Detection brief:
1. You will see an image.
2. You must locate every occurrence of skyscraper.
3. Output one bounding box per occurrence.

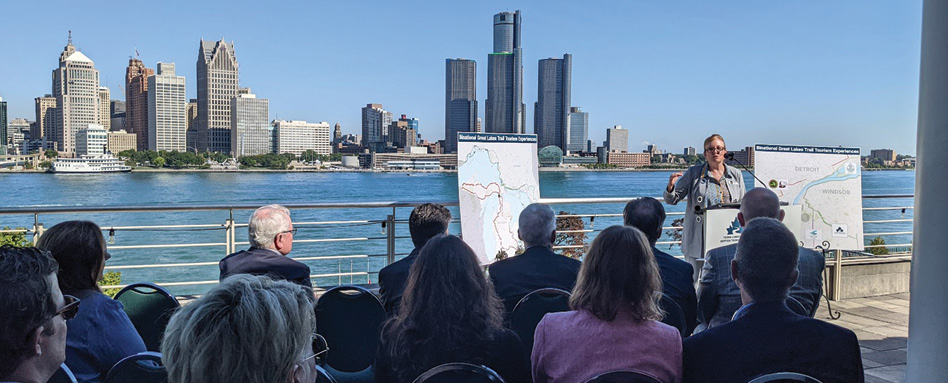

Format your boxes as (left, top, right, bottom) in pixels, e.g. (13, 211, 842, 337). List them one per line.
(186, 99, 197, 151)
(98, 87, 110, 131)
(273, 120, 331, 157)
(0, 98, 7, 150)
(197, 39, 239, 153)
(231, 91, 270, 157)
(125, 58, 154, 151)
(361, 103, 392, 152)
(535, 54, 572, 151)
(110, 100, 126, 132)
(147, 62, 187, 152)
(52, 32, 100, 156)
(445, 58, 477, 153)
(567, 106, 588, 154)
(34, 95, 57, 142)
(333, 123, 342, 142)
(486, 10, 524, 134)
(606, 125, 628, 153)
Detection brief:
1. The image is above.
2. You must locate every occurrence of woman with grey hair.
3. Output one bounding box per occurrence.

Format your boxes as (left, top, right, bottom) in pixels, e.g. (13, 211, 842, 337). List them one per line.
(162, 275, 319, 383)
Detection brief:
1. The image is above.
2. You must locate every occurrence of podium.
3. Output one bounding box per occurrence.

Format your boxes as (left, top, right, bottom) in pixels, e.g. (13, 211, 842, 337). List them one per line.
(701, 203, 804, 257)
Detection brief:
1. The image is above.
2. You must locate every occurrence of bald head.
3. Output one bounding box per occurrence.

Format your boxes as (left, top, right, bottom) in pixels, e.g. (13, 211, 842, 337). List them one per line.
(740, 188, 783, 222)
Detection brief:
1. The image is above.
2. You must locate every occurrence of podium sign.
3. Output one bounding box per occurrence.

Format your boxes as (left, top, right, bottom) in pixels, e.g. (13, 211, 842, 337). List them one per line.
(703, 205, 804, 255)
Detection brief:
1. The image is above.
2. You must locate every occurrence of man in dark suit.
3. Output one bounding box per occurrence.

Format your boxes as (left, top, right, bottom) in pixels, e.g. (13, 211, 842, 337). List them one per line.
(219, 204, 312, 289)
(489, 203, 582, 313)
(697, 188, 825, 331)
(378, 203, 451, 314)
(683, 217, 863, 383)
(623, 197, 697, 335)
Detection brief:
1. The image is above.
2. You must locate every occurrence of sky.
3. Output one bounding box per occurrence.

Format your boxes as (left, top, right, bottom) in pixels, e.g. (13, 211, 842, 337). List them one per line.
(0, 0, 923, 155)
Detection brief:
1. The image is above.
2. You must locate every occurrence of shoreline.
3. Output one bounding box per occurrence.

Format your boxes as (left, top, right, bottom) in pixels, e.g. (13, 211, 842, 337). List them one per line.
(0, 166, 915, 174)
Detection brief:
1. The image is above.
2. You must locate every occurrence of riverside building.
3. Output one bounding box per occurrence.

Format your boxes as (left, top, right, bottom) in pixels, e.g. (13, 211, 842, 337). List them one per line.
(98, 87, 110, 131)
(606, 125, 629, 153)
(147, 62, 187, 152)
(362, 103, 393, 152)
(107, 130, 137, 154)
(125, 58, 154, 151)
(445, 58, 477, 153)
(231, 90, 270, 157)
(567, 107, 588, 154)
(535, 54, 572, 152)
(33, 95, 57, 142)
(273, 120, 331, 157)
(486, 10, 524, 134)
(197, 39, 239, 154)
(76, 124, 108, 156)
(52, 32, 101, 157)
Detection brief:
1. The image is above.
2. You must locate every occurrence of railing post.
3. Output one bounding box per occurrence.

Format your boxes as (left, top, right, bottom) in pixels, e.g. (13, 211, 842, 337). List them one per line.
(831, 249, 842, 301)
(225, 218, 235, 255)
(386, 213, 396, 266)
(32, 223, 44, 246)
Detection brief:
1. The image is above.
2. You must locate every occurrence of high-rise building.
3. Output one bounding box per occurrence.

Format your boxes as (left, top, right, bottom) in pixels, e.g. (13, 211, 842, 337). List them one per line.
(76, 124, 108, 156)
(34, 95, 57, 142)
(361, 103, 392, 152)
(684, 146, 696, 156)
(186, 99, 198, 151)
(445, 58, 477, 153)
(52, 32, 100, 156)
(567, 107, 588, 154)
(110, 100, 126, 132)
(147, 62, 187, 152)
(391, 114, 419, 149)
(486, 10, 524, 134)
(196, 39, 239, 153)
(8, 118, 31, 145)
(231, 91, 270, 157)
(107, 129, 137, 154)
(333, 123, 342, 142)
(98, 87, 110, 131)
(0, 98, 7, 148)
(125, 58, 154, 151)
(606, 125, 628, 153)
(273, 120, 331, 157)
(535, 54, 572, 151)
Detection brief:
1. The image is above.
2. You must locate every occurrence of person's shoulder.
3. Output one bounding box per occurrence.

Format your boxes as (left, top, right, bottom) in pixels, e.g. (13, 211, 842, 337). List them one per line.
(708, 244, 737, 259)
(798, 247, 824, 261)
(654, 248, 692, 272)
(380, 254, 414, 276)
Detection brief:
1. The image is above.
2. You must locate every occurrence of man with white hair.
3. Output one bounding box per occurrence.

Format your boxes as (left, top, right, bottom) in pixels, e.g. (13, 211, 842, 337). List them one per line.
(488, 203, 582, 313)
(219, 204, 312, 288)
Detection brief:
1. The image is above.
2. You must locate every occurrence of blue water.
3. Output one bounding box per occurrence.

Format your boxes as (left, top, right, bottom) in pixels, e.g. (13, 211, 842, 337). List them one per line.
(0, 170, 915, 294)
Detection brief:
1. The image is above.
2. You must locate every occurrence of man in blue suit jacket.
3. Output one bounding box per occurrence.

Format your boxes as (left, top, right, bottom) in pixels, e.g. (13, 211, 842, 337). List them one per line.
(489, 203, 582, 313)
(219, 204, 312, 289)
(683, 217, 863, 383)
(623, 197, 697, 335)
(697, 188, 825, 331)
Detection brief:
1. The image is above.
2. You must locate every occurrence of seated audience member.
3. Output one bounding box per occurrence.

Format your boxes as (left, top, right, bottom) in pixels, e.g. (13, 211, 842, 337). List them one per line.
(375, 235, 530, 383)
(220, 204, 313, 288)
(532, 226, 682, 383)
(378, 203, 451, 314)
(624, 197, 698, 335)
(0, 245, 71, 383)
(489, 203, 582, 312)
(162, 274, 319, 383)
(696, 188, 825, 331)
(37, 221, 146, 383)
(683, 218, 863, 383)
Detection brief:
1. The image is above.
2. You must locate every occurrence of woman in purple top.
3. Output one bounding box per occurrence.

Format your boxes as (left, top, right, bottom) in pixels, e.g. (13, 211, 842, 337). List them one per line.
(532, 225, 683, 383)
(37, 221, 146, 383)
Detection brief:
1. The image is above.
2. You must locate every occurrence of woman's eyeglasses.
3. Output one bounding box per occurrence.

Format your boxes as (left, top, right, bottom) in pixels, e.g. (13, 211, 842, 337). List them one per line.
(56, 295, 81, 321)
(704, 146, 726, 153)
(300, 333, 329, 364)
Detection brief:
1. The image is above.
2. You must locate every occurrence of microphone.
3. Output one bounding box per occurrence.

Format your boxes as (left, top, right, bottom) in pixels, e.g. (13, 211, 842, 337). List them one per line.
(724, 152, 767, 187)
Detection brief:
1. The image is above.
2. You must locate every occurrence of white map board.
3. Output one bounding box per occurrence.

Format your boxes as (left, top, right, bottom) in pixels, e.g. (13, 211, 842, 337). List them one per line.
(754, 144, 863, 250)
(457, 133, 540, 265)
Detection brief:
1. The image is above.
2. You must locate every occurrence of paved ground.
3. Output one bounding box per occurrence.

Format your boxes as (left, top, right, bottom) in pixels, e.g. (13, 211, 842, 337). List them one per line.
(816, 293, 909, 383)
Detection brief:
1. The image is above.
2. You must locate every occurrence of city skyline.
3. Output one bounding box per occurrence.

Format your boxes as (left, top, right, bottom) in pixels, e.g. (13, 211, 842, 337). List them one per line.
(0, 1, 923, 155)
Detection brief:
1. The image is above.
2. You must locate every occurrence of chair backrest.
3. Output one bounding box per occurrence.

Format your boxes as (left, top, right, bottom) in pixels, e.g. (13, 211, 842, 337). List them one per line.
(315, 365, 338, 383)
(510, 288, 571, 359)
(412, 363, 506, 383)
(658, 293, 687, 336)
(48, 363, 78, 383)
(747, 372, 824, 383)
(785, 297, 809, 317)
(315, 285, 386, 373)
(103, 351, 167, 383)
(585, 370, 663, 383)
(113, 283, 180, 351)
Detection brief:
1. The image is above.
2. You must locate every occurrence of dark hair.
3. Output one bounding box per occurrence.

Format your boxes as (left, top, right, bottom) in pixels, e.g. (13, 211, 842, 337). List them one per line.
(735, 217, 799, 302)
(36, 221, 107, 295)
(408, 203, 452, 248)
(623, 197, 666, 245)
(0, 245, 60, 378)
(570, 226, 663, 322)
(381, 235, 504, 382)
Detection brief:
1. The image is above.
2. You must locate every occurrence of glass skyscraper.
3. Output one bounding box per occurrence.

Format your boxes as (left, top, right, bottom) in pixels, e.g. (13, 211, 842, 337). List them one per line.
(567, 106, 588, 154)
(535, 54, 572, 152)
(486, 10, 524, 134)
(445, 58, 476, 153)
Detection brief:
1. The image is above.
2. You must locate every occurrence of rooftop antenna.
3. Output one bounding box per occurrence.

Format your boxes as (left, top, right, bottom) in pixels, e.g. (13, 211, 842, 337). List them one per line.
(68, 30, 72, 45)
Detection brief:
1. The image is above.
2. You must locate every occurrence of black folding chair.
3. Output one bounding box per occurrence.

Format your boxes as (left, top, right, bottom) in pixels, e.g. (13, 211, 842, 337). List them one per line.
(315, 285, 386, 383)
(747, 372, 824, 383)
(113, 283, 180, 351)
(412, 363, 506, 383)
(658, 293, 687, 336)
(585, 369, 663, 383)
(47, 363, 78, 383)
(103, 351, 166, 383)
(509, 288, 571, 358)
(785, 296, 809, 317)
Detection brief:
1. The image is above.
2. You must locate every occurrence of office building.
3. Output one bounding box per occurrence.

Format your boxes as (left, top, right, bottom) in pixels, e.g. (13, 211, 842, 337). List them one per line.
(107, 129, 137, 154)
(607, 152, 651, 168)
(197, 39, 239, 153)
(727, 146, 755, 168)
(52, 33, 100, 156)
(186, 99, 197, 151)
(361, 103, 392, 152)
(606, 125, 628, 153)
(147, 62, 187, 152)
(535, 54, 572, 151)
(486, 10, 524, 134)
(391, 114, 419, 149)
(98, 87, 110, 131)
(34, 95, 57, 142)
(231, 91, 270, 157)
(273, 120, 331, 157)
(870, 149, 897, 163)
(0, 98, 6, 148)
(125, 58, 154, 151)
(567, 107, 588, 154)
(333, 123, 342, 142)
(76, 124, 108, 156)
(445, 58, 477, 153)
(110, 100, 126, 132)
(684, 146, 696, 156)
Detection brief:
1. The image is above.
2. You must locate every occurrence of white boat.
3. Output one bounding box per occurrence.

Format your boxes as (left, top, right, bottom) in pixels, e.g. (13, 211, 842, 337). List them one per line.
(50, 154, 132, 173)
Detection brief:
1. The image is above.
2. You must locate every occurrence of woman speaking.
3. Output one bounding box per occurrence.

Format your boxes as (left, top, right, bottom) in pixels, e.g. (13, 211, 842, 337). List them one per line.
(664, 134, 745, 282)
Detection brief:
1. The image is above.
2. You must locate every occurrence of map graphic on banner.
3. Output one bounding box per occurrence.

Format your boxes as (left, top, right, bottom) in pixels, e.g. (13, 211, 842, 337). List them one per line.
(754, 144, 864, 250)
(457, 133, 540, 264)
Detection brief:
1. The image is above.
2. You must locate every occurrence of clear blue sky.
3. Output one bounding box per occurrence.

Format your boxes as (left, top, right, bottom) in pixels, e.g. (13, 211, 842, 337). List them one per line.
(0, 0, 922, 155)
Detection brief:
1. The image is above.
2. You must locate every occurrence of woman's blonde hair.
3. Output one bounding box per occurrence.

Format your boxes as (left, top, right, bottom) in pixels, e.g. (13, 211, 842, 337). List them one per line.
(703, 134, 726, 151)
(570, 225, 664, 322)
(162, 275, 316, 383)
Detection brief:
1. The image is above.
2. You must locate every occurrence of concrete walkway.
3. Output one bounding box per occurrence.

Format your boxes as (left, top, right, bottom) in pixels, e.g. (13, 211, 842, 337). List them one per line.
(817, 293, 909, 383)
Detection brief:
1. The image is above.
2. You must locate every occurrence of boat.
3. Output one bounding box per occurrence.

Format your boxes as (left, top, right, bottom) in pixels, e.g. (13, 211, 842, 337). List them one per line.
(49, 154, 132, 173)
